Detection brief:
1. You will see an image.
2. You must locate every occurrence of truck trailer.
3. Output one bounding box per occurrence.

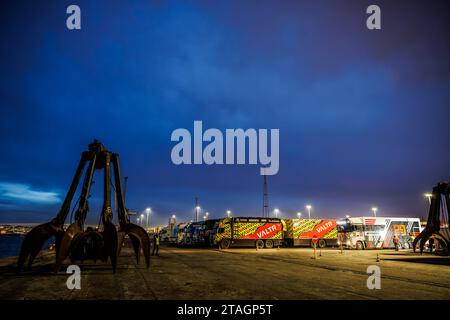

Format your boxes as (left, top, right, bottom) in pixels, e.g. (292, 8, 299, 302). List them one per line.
(213, 217, 284, 249)
(284, 218, 338, 248)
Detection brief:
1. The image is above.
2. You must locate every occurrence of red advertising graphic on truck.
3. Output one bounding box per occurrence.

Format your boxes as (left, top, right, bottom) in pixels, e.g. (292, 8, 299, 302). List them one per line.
(284, 219, 338, 247)
(243, 223, 283, 239)
(296, 220, 336, 239)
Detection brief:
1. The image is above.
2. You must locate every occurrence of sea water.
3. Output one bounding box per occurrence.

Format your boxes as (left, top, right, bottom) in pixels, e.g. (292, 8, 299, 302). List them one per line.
(0, 235, 54, 259)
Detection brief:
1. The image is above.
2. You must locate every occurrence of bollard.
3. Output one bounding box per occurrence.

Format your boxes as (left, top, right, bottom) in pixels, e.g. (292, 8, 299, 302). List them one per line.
(319, 247, 322, 257)
(313, 244, 317, 259)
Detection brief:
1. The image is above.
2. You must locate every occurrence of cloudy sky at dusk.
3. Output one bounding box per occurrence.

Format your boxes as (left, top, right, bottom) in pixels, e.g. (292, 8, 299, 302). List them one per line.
(0, 0, 449, 225)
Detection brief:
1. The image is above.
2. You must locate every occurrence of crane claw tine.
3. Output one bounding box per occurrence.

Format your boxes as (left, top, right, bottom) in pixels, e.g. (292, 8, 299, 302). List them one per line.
(17, 221, 60, 272)
(419, 234, 430, 255)
(413, 233, 423, 253)
(103, 221, 118, 273)
(117, 231, 126, 256)
(54, 222, 83, 273)
(122, 223, 151, 268)
(129, 234, 141, 264)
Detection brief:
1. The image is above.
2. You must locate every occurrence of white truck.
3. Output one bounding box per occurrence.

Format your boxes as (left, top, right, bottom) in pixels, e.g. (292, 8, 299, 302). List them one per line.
(337, 216, 422, 250)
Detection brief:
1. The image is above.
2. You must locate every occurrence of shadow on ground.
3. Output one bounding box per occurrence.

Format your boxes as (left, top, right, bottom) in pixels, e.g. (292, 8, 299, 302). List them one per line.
(0, 260, 141, 277)
(381, 257, 450, 266)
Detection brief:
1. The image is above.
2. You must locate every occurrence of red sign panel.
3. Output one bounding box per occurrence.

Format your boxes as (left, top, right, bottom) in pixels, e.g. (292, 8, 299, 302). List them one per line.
(243, 223, 282, 239)
(297, 220, 336, 239)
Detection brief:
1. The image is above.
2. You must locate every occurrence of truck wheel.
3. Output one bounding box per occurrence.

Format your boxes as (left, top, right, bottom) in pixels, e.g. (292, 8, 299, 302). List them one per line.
(318, 239, 326, 248)
(256, 239, 265, 249)
(220, 239, 230, 249)
(265, 239, 274, 248)
(356, 241, 364, 250)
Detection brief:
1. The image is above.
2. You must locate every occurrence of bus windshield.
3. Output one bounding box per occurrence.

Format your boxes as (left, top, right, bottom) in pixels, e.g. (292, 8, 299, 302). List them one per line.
(337, 223, 365, 232)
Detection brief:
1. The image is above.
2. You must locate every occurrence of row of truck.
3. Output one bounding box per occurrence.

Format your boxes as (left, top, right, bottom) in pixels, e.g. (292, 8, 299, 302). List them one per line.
(159, 216, 422, 250)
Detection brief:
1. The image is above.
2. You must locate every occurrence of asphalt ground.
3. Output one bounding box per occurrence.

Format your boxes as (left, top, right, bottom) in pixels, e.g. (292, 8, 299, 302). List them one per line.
(0, 244, 449, 300)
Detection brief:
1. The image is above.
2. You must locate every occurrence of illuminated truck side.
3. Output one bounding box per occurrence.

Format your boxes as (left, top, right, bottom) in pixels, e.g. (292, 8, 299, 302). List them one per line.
(337, 216, 422, 250)
(177, 221, 205, 246)
(213, 217, 284, 249)
(284, 219, 338, 248)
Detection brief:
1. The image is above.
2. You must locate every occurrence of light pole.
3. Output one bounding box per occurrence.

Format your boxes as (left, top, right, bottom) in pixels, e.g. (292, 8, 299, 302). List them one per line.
(195, 206, 201, 222)
(297, 212, 302, 219)
(424, 193, 432, 205)
(306, 205, 312, 219)
(146, 208, 151, 228)
(371, 207, 378, 217)
(140, 214, 144, 227)
(226, 210, 231, 218)
(274, 208, 279, 218)
(137, 217, 140, 224)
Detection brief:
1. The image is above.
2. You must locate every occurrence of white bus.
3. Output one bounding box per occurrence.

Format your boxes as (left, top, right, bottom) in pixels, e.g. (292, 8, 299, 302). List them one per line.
(337, 216, 422, 250)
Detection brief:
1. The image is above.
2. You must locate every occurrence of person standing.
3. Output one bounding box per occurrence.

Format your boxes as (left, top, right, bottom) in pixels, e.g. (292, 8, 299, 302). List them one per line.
(152, 232, 160, 256)
(409, 232, 416, 249)
(393, 235, 399, 251)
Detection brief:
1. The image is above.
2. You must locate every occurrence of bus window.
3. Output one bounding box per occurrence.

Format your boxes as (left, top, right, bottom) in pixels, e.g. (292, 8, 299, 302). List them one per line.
(337, 224, 351, 232)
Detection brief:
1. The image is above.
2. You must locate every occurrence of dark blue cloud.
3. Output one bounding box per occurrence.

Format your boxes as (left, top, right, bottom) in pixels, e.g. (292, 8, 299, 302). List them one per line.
(0, 0, 449, 225)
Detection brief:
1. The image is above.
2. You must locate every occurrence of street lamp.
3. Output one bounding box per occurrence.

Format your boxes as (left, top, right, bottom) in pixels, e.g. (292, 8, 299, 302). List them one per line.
(172, 214, 176, 219)
(226, 210, 231, 218)
(137, 217, 140, 224)
(146, 208, 151, 228)
(203, 215, 207, 221)
(274, 208, 279, 218)
(140, 214, 144, 226)
(424, 193, 432, 205)
(371, 207, 378, 217)
(306, 205, 312, 219)
(297, 212, 302, 218)
(345, 214, 350, 219)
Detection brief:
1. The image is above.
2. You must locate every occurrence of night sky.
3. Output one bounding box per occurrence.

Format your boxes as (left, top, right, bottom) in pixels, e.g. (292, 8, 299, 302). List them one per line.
(0, 1, 449, 226)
